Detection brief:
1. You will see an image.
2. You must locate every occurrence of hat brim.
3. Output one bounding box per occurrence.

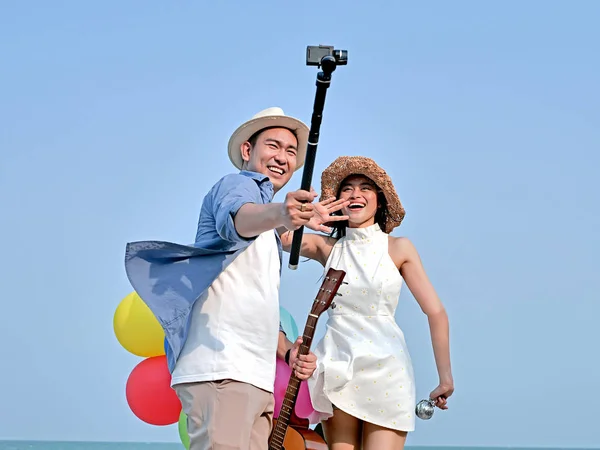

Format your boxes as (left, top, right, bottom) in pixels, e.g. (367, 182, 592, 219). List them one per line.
(227, 115, 309, 171)
(319, 156, 405, 233)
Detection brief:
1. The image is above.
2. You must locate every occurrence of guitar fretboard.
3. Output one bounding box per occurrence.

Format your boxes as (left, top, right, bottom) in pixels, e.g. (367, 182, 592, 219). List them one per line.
(268, 314, 318, 450)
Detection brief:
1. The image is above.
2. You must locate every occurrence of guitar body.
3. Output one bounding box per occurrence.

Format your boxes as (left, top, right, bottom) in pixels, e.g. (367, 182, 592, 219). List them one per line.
(293, 427, 328, 450)
(271, 416, 327, 450)
(271, 419, 305, 450)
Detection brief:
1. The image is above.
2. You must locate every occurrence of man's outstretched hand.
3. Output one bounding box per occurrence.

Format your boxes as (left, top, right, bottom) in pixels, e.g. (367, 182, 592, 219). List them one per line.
(306, 196, 349, 233)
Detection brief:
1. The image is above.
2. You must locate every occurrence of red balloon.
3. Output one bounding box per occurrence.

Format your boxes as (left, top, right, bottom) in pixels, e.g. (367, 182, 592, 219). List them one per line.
(125, 355, 181, 426)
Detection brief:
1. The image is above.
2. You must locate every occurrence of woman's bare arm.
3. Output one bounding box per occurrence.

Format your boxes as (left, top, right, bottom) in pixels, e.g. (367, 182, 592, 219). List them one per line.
(277, 228, 336, 266)
(390, 237, 454, 391)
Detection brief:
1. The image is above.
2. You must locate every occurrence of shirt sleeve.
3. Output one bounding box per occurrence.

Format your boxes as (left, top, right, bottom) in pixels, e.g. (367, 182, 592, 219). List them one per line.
(211, 174, 263, 243)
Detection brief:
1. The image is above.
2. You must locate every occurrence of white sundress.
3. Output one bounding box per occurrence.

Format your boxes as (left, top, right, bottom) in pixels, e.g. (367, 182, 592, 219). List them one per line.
(307, 223, 417, 432)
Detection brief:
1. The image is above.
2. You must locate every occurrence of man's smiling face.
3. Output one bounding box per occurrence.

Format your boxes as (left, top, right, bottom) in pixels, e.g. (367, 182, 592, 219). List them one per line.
(240, 127, 298, 192)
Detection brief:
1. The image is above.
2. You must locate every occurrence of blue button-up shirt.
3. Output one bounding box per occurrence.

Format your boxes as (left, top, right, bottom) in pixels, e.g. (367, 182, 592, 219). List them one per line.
(124, 170, 284, 372)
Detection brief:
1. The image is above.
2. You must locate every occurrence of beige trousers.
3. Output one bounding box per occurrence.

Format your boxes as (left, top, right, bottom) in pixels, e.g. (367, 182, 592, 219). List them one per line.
(174, 379, 275, 450)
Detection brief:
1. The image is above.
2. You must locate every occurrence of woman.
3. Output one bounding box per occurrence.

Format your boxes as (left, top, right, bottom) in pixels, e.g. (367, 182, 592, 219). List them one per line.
(279, 156, 454, 450)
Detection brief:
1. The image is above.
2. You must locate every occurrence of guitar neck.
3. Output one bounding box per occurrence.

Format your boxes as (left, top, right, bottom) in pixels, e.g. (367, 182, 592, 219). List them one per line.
(269, 267, 346, 450)
(268, 314, 319, 450)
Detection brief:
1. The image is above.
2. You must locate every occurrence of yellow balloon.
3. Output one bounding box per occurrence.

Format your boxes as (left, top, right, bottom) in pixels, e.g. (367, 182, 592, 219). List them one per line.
(113, 291, 165, 357)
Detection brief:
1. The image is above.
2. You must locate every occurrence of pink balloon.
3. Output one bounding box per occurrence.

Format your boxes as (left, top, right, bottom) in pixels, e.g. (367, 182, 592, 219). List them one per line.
(294, 380, 315, 419)
(273, 359, 290, 418)
(273, 358, 315, 419)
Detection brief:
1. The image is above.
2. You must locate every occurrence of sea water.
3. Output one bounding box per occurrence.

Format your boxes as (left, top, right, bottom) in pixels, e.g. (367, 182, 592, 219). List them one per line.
(0, 441, 595, 450)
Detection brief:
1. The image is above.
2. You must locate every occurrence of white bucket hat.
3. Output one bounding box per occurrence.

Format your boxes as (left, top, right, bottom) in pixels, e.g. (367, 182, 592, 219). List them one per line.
(227, 107, 309, 171)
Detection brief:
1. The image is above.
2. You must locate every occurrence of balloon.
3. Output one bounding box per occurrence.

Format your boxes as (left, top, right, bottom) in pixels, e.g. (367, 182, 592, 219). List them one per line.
(125, 355, 181, 426)
(273, 358, 314, 419)
(178, 410, 190, 449)
(294, 380, 315, 419)
(114, 291, 165, 357)
(279, 306, 299, 340)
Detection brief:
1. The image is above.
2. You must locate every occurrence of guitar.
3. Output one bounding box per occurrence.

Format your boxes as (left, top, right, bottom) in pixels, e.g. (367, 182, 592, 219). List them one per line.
(268, 267, 347, 450)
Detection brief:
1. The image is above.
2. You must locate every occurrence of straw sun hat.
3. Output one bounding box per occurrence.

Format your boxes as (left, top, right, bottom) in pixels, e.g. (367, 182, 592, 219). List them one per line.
(320, 156, 405, 233)
(227, 107, 309, 171)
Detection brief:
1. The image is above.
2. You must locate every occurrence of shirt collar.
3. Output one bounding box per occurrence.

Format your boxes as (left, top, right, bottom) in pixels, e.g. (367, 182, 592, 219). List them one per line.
(239, 170, 271, 183)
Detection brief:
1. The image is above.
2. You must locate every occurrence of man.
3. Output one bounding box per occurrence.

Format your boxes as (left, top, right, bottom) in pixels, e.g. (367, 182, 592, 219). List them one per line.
(124, 107, 327, 450)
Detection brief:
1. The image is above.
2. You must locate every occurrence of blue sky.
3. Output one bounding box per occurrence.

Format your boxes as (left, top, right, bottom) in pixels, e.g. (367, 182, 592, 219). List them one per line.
(1, 0, 599, 448)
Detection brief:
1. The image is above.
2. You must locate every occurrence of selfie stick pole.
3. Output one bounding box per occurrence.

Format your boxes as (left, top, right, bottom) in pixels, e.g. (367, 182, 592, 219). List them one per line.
(288, 55, 339, 270)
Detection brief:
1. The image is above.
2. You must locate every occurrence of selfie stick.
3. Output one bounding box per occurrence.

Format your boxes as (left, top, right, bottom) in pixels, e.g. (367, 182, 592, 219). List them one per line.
(289, 46, 347, 270)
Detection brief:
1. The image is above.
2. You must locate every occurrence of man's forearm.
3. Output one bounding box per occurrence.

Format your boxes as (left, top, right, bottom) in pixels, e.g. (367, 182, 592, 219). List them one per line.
(234, 203, 284, 238)
(277, 331, 293, 360)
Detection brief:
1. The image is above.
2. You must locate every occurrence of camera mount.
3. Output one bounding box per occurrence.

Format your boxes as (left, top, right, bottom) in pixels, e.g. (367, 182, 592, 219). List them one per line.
(288, 45, 348, 270)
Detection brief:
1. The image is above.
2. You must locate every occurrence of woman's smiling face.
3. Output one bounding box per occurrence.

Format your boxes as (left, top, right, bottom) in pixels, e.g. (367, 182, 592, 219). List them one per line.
(338, 175, 379, 228)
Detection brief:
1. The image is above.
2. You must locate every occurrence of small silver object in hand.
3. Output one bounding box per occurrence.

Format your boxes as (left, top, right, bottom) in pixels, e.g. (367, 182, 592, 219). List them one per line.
(415, 398, 436, 420)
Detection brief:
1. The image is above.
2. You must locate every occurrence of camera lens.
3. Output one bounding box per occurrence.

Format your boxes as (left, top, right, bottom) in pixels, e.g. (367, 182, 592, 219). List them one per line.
(333, 50, 348, 65)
